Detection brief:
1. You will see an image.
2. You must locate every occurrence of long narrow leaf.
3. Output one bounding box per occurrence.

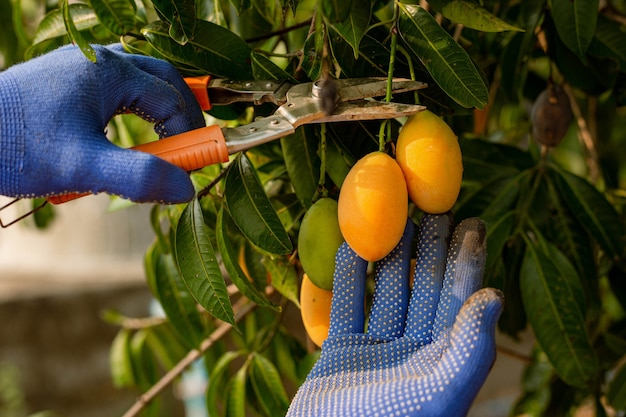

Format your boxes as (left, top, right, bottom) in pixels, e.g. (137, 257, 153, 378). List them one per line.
(329, 0, 372, 58)
(151, 0, 196, 44)
(549, 165, 623, 259)
(224, 154, 293, 255)
(175, 198, 236, 327)
(110, 328, 136, 388)
(62, 0, 96, 62)
(142, 20, 253, 78)
(89, 0, 136, 36)
(154, 253, 205, 348)
(216, 206, 279, 310)
(551, 0, 598, 63)
(226, 364, 248, 417)
(249, 353, 290, 416)
(429, 0, 523, 32)
(521, 238, 598, 388)
(281, 126, 320, 208)
(398, 4, 488, 108)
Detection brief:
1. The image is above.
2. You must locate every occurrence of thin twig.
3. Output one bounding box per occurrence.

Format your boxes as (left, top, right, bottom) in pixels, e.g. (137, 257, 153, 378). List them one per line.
(122, 298, 256, 417)
(496, 345, 533, 364)
(245, 18, 312, 43)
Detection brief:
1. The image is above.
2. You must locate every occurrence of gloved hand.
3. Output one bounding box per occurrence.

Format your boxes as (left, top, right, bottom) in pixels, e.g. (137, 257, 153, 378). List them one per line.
(0, 44, 205, 203)
(288, 213, 504, 417)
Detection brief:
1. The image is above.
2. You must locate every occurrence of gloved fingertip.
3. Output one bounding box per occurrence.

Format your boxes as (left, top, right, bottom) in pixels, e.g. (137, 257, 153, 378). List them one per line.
(454, 287, 504, 334)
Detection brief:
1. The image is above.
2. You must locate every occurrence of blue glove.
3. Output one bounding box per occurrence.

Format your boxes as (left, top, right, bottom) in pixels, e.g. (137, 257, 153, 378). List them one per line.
(288, 213, 504, 417)
(0, 44, 205, 203)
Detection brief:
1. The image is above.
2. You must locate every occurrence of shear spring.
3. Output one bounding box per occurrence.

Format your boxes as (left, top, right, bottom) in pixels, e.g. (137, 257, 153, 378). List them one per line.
(0, 198, 49, 228)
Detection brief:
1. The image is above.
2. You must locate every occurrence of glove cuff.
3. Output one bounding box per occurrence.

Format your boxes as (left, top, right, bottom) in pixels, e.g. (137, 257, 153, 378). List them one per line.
(0, 71, 25, 197)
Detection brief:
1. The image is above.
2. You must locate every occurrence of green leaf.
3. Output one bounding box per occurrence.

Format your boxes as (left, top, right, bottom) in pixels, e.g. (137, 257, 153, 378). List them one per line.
(589, 14, 626, 71)
(251, 50, 296, 81)
(226, 363, 248, 417)
(175, 197, 236, 327)
(129, 330, 159, 391)
(429, 0, 523, 32)
(483, 210, 515, 279)
(324, 133, 355, 188)
(62, 0, 97, 62)
(498, 0, 545, 101)
(249, 353, 290, 416)
(142, 20, 253, 78)
(151, 0, 195, 44)
(551, 0, 598, 63)
(328, 0, 372, 58)
(207, 351, 244, 417)
(263, 256, 300, 307)
(216, 205, 279, 310)
(329, 27, 391, 77)
(520, 238, 598, 388)
(281, 126, 320, 208)
(109, 328, 135, 388)
(224, 154, 293, 254)
(321, 0, 352, 23)
(549, 165, 623, 259)
(89, 0, 136, 36)
(398, 4, 488, 108)
(608, 360, 626, 411)
(144, 323, 188, 370)
(153, 252, 206, 348)
(31, 4, 99, 45)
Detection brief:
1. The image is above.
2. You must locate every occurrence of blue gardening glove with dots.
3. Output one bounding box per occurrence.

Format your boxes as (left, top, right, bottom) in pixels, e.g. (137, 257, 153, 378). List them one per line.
(288, 213, 504, 417)
(0, 44, 205, 203)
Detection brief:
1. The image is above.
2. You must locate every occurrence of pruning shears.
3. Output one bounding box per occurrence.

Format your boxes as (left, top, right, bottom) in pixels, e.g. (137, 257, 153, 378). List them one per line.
(0, 76, 426, 226)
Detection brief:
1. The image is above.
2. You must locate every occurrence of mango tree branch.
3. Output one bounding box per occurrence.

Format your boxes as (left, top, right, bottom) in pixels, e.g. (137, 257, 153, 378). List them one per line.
(122, 297, 256, 417)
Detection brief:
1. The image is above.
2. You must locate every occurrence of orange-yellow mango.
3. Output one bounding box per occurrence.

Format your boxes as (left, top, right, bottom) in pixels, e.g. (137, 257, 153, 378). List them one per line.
(396, 110, 463, 214)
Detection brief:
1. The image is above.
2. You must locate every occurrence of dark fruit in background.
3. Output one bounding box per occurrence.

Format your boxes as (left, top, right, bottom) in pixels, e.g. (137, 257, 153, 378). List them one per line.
(531, 83, 573, 148)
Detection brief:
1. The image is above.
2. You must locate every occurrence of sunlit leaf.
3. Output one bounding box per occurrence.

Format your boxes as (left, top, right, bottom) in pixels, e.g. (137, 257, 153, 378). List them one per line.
(207, 351, 244, 417)
(263, 256, 299, 307)
(281, 126, 320, 208)
(428, 0, 523, 32)
(551, 0, 598, 63)
(549, 165, 623, 259)
(110, 328, 135, 388)
(521, 238, 598, 388)
(398, 4, 488, 108)
(329, 0, 372, 58)
(142, 20, 253, 78)
(151, 0, 195, 44)
(62, 0, 96, 62)
(216, 206, 279, 309)
(226, 364, 248, 417)
(175, 198, 236, 327)
(89, 0, 136, 36)
(129, 330, 159, 392)
(224, 154, 293, 254)
(153, 252, 205, 348)
(30, 4, 99, 46)
(249, 353, 290, 416)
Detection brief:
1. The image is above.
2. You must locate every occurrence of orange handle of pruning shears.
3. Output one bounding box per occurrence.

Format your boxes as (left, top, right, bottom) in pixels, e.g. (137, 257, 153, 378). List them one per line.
(184, 75, 213, 111)
(47, 124, 229, 205)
